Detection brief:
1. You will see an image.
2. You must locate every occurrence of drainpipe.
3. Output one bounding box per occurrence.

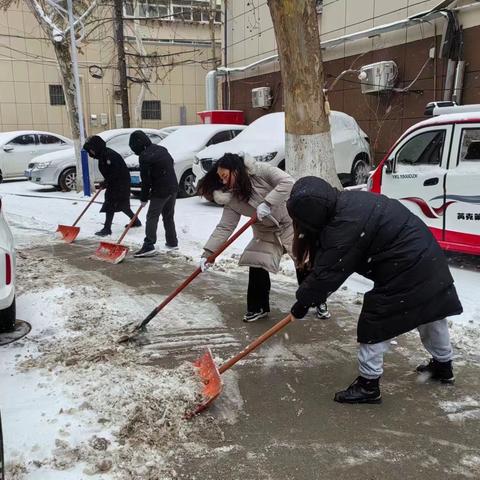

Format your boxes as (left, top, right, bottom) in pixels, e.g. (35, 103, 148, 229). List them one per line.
(443, 59, 457, 101)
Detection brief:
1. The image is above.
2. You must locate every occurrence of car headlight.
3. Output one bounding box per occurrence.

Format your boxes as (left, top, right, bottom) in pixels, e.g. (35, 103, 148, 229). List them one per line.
(32, 161, 51, 169)
(254, 152, 277, 162)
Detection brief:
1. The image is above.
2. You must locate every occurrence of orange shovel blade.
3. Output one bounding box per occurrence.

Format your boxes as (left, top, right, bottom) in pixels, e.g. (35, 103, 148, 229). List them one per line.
(56, 225, 80, 244)
(94, 242, 129, 264)
(186, 349, 223, 418)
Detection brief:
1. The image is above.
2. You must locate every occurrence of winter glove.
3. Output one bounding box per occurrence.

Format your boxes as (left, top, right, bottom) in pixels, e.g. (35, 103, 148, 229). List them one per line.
(290, 301, 309, 320)
(98, 182, 106, 190)
(140, 201, 148, 208)
(256, 202, 271, 221)
(199, 257, 213, 272)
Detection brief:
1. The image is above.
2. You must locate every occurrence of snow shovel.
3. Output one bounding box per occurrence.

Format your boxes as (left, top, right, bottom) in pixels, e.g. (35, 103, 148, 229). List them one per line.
(94, 205, 144, 264)
(118, 215, 257, 343)
(186, 314, 294, 418)
(56, 187, 104, 243)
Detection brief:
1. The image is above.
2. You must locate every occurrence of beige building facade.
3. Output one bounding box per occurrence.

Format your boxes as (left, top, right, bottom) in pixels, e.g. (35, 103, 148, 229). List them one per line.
(0, 0, 221, 138)
(221, 0, 480, 161)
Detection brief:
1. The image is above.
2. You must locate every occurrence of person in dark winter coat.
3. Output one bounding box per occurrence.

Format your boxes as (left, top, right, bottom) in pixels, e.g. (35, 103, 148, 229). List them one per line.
(83, 135, 141, 236)
(287, 176, 463, 404)
(128, 130, 179, 257)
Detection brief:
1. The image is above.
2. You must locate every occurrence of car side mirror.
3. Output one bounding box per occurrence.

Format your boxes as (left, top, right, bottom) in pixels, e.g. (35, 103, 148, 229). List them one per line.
(3, 145, 14, 152)
(385, 158, 394, 174)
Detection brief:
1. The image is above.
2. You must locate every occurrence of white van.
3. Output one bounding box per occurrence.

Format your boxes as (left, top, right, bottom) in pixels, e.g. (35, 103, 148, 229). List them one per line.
(368, 108, 480, 256)
(193, 111, 371, 187)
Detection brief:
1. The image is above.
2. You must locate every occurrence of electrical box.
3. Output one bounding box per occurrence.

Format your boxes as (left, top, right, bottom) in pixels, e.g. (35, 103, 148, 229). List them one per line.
(251, 87, 272, 108)
(359, 61, 398, 94)
(115, 114, 123, 129)
(100, 113, 108, 126)
(90, 114, 98, 127)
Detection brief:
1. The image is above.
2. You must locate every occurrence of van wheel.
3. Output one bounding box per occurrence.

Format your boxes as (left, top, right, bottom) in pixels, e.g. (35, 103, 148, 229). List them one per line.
(0, 297, 15, 333)
(351, 158, 370, 185)
(178, 170, 197, 198)
(59, 167, 77, 192)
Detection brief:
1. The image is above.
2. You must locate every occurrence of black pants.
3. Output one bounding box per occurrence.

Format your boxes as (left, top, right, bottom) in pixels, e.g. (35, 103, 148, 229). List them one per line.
(246, 267, 324, 314)
(104, 208, 136, 230)
(144, 194, 178, 248)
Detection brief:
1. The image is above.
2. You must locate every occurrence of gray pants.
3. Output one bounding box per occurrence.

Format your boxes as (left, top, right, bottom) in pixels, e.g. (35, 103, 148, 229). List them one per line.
(144, 194, 177, 248)
(358, 318, 453, 379)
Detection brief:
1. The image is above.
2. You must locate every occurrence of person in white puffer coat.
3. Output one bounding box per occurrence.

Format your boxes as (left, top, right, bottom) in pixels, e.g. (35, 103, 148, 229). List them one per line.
(197, 152, 330, 322)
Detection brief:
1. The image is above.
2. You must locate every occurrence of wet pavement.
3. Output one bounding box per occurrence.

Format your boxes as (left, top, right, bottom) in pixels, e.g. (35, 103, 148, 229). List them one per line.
(32, 239, 480, 479)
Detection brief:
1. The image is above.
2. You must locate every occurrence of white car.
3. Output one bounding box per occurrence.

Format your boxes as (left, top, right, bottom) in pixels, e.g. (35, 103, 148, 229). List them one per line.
(0, 131, 72, 182)
(127, 124, 245, 198)
(193, 111, 371, 187)
(25, 128, 166, 191)
(0, 197, 15, 332)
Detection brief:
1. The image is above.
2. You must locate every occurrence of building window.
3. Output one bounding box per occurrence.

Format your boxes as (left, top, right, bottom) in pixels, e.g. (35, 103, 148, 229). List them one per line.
(127, 0, 221, 22)
(49, 84, 65, 106)
(141, 100, 162, 120)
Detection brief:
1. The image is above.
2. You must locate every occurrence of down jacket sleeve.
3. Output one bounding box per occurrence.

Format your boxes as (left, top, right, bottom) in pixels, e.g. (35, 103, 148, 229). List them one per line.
(254, 162, 294, 207)
(203, 206, 241, 255)
(295, 221, 364, 307)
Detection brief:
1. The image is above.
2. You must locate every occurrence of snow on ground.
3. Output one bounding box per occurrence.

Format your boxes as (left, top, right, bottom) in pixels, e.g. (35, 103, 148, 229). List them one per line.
(1, 179, 480, 478)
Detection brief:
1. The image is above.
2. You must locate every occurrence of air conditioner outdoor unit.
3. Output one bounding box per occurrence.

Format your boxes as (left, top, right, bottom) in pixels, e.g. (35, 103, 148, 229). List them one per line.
(359, 61, 398, 94)
(252, 87, 272, 108)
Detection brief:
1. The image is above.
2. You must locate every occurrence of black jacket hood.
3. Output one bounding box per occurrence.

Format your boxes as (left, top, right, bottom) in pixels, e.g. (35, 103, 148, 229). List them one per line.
(129, 130, 152, 156)
(83, 135, 106, 159)
(287, 176, 338, 232)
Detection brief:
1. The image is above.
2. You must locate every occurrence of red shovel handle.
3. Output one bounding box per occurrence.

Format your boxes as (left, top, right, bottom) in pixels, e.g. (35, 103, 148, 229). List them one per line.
(116, 205, 143, 245)
(72, 187, 103, 227)
(136, 215, 257, 331)
(219, 314, 293, 374)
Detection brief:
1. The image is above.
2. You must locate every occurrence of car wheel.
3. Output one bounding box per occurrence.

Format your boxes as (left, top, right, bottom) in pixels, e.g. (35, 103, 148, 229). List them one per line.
(59, 167, 77, 191)
(0, 297, 15, 333)
(0, 171, 3, 184)
(351, 157, 370, 185)
(178, 170, 197, 198)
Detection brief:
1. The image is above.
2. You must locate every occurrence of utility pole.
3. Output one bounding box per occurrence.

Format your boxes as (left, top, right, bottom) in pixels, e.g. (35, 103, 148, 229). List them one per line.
(114, 0, 130, 128)
(209, 0, 217, 70)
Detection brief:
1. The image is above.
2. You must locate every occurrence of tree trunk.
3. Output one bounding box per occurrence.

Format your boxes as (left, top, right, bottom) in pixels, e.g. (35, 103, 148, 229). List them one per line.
(114, 0, 130, 128)
(267, 0, 342, 188)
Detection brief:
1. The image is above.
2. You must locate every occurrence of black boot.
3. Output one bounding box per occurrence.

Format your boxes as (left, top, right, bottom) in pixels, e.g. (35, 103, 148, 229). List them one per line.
(334, 376, 382, 404)
(416, 358, 454, 384)
(125, 219, 142, 228)
(95, 227, 112, 237)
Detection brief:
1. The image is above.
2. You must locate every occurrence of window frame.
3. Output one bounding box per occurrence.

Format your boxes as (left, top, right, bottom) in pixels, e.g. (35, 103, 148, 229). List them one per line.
(49, 84, 66, 106)
(141, 100, 162, 120)
(395, 130, 446, 168)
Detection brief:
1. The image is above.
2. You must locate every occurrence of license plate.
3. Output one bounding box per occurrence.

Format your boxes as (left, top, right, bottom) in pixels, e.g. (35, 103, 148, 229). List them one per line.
(130, 174, 140, 185)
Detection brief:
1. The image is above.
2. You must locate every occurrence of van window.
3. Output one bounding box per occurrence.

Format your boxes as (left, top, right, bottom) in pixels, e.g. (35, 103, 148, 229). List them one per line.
(396, 130, 445, 166)
(459, 129, 480, 163)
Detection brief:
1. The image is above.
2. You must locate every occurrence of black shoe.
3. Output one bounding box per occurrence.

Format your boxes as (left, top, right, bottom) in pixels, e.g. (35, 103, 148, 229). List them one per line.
(95, 228, 112, 237)
(133, 245, 157, 257)
(334, 376, 382, 404)
(125, 220, 142, 228)
(243, 309, 268, 323)
(416, 358, 454, 384)
(316, 303, 331, 319)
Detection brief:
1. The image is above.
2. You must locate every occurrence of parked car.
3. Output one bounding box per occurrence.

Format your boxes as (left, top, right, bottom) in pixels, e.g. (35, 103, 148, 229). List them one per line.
(368, 109, 480, 256)
(193, 111, 371, 187)
(0, 197, 15, 332)
(128, 123, 245, 198)
(25, 128, 165, 191)
(0, 131, 71, 182)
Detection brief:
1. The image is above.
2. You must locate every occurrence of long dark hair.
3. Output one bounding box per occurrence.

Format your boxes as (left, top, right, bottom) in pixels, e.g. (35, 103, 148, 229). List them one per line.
(197, 153, 252, 202)
(292, 220, 319, 271)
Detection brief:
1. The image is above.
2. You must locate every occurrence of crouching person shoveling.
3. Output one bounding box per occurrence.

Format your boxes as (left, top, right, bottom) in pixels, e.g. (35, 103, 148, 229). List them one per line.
(287, 176, 463, 404)
(197, 153, 330, 323)
(128, 130, 179, 257)
(83, 136, 141, 236)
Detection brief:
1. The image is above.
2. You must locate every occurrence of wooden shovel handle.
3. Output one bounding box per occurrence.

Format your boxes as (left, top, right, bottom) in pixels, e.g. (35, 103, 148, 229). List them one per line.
(116, 205, 143, 244)
(219, 314, 293, 374)
(72, 187, 103, 227)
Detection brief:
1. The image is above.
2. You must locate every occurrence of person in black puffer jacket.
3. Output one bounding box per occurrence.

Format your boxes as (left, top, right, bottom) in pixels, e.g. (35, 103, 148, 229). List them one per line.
(128, 130, 179, 256)
(83, 135, 141, 236)
(287, 176, 463, 405)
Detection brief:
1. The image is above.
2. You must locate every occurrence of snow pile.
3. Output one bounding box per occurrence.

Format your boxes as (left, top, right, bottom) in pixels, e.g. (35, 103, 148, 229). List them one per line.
(5, 252, 221, 479)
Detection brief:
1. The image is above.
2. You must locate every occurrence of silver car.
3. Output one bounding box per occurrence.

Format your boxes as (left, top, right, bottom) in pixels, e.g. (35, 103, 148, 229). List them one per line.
(0, 131, 71, 182)
(25, 128, 166, 191)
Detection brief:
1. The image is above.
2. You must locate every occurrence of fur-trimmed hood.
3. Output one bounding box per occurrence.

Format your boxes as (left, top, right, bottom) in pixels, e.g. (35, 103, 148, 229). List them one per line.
(212, 153, 259, 206)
